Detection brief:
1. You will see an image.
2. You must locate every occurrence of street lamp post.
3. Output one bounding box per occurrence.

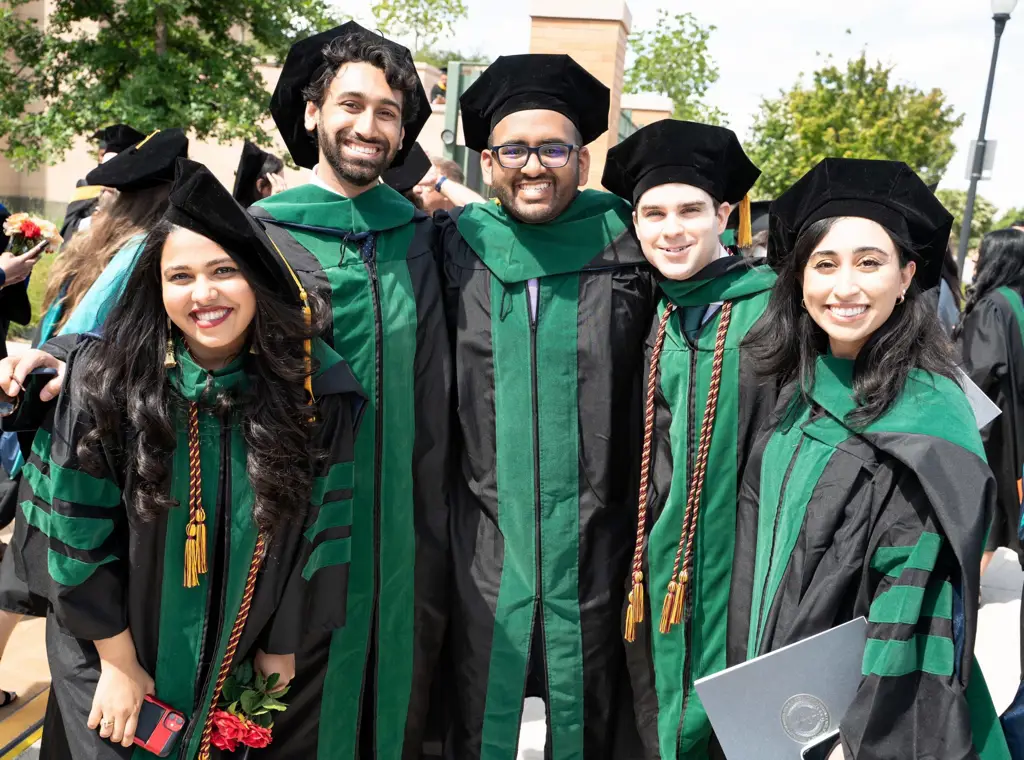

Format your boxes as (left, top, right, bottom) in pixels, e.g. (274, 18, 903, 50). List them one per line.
(957, 0, 1018, 273)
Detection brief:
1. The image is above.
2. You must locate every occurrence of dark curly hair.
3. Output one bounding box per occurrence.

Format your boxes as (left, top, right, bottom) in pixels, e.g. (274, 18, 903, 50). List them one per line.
(749, 217, 956, 428)
(302, 33, 421, 125)
(75, 219, 326, 535)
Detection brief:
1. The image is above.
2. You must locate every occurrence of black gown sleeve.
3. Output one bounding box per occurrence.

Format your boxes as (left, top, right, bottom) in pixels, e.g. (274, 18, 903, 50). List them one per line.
(261, 391, 360, 654)
(959, 295, 1024, 552)
(840, 464, 979, 759)
(11, 342, 128, 641)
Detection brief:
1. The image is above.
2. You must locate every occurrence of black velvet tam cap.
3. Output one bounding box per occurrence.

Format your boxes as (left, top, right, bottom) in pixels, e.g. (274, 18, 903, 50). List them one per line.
(270, 21, 430, 171)
(768, 158, 954, 289)
(85, 129, 189, 191)
(164, 159, 303, 304)
(382, 142, 432, 194)
(460, 54, 610, 152)
(233, 141, 273, 208)
(603, 120, 760, 205)
(91, 124, 147, 155)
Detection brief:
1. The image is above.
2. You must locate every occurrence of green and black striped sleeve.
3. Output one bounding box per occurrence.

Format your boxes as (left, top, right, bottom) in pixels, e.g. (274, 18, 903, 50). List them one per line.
(261, 360, 364, 654)
(11, 344, 128, 642)
(841, 463, 977, 758)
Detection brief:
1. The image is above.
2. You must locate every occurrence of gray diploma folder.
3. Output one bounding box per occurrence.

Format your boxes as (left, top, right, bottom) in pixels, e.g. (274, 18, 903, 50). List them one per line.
(694, 617, 868, 759)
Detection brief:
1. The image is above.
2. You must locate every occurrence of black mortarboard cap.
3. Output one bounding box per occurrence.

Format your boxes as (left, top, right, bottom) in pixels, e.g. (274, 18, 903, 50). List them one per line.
(603, 120, 760, 205)
(460, 54, 610, 153)
(382, 142, 432, 194)
(768, 158, 954, 289)
(164, 159, 303, 304)
(233, 141, 273, 208)
(271, 22, 430, 170)
(728, 200, 771, 236)
(86, 129, 189, 191)
(91, 124, 147, 155)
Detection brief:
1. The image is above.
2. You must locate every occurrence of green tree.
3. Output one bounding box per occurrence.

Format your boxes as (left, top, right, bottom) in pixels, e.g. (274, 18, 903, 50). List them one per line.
(746, 53, 964, 199)
(936, 189, 998, 253)
(0, 0, 337, 172)
(992, 206, 1024, 231)
(371, 0, 467, 56)
(624, 10, 723, 124)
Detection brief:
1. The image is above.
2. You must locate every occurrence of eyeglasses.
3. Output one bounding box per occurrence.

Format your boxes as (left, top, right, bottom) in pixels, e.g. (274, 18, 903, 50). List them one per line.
(489, 143, 579, 169)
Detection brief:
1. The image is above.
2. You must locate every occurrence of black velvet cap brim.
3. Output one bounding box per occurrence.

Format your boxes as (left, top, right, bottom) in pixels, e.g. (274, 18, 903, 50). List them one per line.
(382, 142, 432, 194)
(233, 141, 271, 208)
(86, 129, 189, 191)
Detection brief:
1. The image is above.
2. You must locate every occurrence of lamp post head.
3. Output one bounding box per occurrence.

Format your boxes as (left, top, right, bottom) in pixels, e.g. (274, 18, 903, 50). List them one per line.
(992, 0, 1017, 17)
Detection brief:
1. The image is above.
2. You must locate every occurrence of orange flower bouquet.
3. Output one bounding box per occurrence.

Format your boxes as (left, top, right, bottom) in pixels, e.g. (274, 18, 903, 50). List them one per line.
(2, 212, 63, 255)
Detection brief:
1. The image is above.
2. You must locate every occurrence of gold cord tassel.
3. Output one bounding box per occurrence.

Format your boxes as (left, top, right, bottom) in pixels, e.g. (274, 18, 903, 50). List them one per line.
(625, 571, 645, 643)
(670, 570, 687, 626)
(737, 194, 753, 249)
(659, 581, 679, 634)
(164, 319, 176, 368)
(184, 402, 207, 588)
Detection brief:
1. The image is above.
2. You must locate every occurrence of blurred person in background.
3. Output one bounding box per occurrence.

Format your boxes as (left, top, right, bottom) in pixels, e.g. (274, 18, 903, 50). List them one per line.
(430, 67, 448, 104)
(957, 228, 1024, 577)
(232, 141, 288, 208)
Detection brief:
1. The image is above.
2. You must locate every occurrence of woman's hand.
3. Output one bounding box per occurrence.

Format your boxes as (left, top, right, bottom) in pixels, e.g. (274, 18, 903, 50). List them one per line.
(253, 649, 295, 694)
(89, 630, 155, 747)
(0, 350, 65, 401)
(0, 240, 46, 287)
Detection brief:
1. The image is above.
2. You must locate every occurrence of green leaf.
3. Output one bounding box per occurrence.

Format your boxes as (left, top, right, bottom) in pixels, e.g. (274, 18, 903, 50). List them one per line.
(266, 672, 280, 691)
(263, 697, 289, 711)
(256, 672, 267, 692)
(236, 660, 254, 686)
(241, 690, 262, 715)
(253, 712, 274, 729)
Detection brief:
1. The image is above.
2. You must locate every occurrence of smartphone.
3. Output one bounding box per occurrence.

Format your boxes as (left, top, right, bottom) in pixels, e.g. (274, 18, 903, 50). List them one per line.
(0, 367, 59, 417)
(133, 695, 187, 758)
(800, 729, 842, 760)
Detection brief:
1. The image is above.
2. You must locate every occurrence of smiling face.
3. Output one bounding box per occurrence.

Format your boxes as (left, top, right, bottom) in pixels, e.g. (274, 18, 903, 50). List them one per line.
(481, 109, 589, 224)
(802, 217, 916, 360)
(632, 184, 732, 280)
(305, 61, 405, 192)
(162, 227, 257, 370)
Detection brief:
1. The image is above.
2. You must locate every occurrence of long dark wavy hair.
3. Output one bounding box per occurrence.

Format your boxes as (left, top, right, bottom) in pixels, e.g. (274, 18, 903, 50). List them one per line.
(749, 217, 956, 428)
(956, 228, 1024, 334)
(75, 219, 326, 534)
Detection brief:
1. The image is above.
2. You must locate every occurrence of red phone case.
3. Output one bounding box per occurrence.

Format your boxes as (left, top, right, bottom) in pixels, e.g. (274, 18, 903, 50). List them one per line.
(133, 695, 187, 758)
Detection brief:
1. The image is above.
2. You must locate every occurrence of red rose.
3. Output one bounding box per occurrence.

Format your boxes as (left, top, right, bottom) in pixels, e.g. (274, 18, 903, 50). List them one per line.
(210, 709, 246, 752)
(19, 220, 40, 239)
(242, 723, 273, 749)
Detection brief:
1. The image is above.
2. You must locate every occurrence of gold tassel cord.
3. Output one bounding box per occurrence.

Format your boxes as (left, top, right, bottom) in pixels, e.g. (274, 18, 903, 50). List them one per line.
(184, 402, 208, 588)
(625, 304, 676, 643)
(659, 302, 734, 635)
(737, 194, 753, 249)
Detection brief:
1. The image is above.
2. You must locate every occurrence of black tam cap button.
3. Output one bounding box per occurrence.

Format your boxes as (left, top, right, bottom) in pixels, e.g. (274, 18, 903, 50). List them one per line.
(86, 129, 189, 191)
(768, 158, 954, 290)
(603, 120, 760, 205)
(460, 54, 610, 153)
(271, 21, 430, 171)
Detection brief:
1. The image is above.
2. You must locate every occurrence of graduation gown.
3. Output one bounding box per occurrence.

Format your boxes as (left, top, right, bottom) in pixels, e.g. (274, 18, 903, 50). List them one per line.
(959, 286, 1024, 561)
(625, 257, 777, 760)
(11, 337, 362, 759)
(728, 355, 1010, 760)
(437, 190, 657, 760)
(249, 183, 450, 760)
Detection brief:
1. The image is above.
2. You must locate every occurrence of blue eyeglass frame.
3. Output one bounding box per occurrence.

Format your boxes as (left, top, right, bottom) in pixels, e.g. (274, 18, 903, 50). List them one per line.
(487, 142, 580, 169)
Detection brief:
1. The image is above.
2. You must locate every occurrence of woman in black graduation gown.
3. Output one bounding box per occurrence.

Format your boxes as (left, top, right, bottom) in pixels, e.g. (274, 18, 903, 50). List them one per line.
(729, 158, 1009, 759)
(8, 160, 362, 758)
(958, 228, 1024, 574)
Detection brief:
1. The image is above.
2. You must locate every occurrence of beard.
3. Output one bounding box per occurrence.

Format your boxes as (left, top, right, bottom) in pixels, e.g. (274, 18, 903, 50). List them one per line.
(319, 120, 396, 187)
(491, 169, 579, 224)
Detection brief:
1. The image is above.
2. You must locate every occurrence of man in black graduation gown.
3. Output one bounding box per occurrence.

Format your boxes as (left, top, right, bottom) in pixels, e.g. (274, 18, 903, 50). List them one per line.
(59, 124, 146, 244)
(436, 55, 656, 760)
(247, 23, 451, 760)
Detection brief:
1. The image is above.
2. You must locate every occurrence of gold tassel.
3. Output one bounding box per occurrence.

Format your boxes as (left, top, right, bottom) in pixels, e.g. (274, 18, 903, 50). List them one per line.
(670, 570, 688, 626)
(737, 194, 753, 249)
(659, 581, 679, 634)
(184, 403, 207, 588)
(625, 572, 645, 643)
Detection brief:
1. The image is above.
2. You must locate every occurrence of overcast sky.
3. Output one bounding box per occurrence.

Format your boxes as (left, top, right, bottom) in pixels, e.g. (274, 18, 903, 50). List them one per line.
(347, 0, 1024, 213)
